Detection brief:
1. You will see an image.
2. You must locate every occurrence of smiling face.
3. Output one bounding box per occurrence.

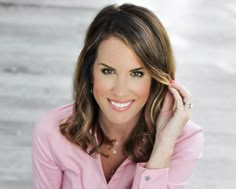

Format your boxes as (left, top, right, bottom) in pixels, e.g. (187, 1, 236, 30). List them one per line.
(92, 36, 152, 128)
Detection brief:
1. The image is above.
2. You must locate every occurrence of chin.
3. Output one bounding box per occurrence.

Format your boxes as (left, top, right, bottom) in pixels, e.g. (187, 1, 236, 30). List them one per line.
(108, 114, 139, 126)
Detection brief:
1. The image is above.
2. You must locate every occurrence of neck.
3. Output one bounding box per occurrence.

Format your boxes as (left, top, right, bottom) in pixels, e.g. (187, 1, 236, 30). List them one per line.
(98, 117, 138, 143)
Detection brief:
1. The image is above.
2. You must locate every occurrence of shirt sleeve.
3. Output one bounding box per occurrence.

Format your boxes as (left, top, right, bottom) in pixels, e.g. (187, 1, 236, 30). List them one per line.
(32, 111, 63, 189)
(132, 122, 204, 189)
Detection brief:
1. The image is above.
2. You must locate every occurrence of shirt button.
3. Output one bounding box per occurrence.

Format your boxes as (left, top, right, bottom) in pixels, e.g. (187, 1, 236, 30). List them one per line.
(144, 176, 151, 181)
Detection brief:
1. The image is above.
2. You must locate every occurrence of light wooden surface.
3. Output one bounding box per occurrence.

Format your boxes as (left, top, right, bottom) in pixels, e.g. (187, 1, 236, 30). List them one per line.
(0, 0, 236, 188)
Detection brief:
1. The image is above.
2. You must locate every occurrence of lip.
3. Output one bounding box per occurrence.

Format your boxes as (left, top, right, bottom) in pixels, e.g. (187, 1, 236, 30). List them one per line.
(108, 99, 134, 112)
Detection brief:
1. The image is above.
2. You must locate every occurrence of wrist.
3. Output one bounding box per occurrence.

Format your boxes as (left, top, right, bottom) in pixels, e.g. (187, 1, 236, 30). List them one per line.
(146, 145, 173, 169)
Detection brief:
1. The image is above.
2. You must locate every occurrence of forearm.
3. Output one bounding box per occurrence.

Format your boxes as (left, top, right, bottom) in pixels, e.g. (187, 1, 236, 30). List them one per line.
(146, 140, 174, 169)
(132, 122, 204, 189)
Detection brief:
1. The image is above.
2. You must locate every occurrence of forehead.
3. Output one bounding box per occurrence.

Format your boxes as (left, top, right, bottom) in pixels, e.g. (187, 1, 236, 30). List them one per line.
(96, 36, 144, 68)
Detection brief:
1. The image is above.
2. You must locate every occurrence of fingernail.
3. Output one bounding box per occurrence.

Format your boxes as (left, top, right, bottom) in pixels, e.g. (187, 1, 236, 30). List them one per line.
(170, 80, 175, 84)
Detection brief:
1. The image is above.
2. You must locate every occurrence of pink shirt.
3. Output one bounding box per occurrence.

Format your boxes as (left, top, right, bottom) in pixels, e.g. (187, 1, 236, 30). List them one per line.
(32, 104, 204, 189)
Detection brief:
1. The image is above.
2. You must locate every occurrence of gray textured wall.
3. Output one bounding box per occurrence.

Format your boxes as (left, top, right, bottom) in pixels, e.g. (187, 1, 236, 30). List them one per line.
(0, 0, 235, 188)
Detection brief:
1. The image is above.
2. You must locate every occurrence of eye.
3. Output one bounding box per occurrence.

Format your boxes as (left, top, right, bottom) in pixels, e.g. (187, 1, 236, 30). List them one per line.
(101, 68, 115, 75)
(131, 71, 144, 78)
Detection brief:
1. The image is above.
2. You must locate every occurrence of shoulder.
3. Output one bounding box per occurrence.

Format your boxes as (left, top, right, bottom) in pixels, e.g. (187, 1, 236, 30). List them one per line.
(33, 104, 74, 139)
(172, 120, 204, 160)
(32, 104, 76, 168)
(177, 120, 203, 143)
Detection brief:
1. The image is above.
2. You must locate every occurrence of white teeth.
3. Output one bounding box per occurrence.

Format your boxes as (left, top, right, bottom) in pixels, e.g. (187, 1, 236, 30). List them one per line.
(111, 101, 132, 108)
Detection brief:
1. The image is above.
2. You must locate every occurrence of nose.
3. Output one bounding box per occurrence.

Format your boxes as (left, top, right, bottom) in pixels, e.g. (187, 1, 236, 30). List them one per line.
(112, 77, 128, 98)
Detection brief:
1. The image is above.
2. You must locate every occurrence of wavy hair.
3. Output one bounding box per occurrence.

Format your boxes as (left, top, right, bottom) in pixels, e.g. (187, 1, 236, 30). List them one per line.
(60, 3, 175, 162)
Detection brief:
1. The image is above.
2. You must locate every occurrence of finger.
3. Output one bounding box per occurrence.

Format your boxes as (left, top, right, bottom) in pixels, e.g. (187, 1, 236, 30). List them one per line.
(168, 86, 184, 110)
(170, 81, 192, 104)
(160, 91, 174, 113)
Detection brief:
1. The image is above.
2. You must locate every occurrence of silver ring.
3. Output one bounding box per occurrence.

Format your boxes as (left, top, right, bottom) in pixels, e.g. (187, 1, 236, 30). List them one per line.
(185, 103, 193, 109)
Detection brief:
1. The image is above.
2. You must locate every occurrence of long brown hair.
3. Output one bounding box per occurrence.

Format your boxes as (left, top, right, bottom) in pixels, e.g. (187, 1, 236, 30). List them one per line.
(60, 3, 175, 162)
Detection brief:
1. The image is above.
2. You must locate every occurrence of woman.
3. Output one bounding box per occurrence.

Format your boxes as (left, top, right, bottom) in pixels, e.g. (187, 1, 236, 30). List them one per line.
(32, 3, 204, 189)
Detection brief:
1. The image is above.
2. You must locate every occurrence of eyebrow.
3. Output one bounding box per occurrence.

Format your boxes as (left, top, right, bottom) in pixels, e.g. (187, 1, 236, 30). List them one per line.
(98, 63, 144, 72)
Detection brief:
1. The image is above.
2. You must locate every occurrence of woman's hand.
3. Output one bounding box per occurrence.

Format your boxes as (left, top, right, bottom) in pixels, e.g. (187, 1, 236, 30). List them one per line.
(146, 80, 193, 169)
(157, 80, 192, 144)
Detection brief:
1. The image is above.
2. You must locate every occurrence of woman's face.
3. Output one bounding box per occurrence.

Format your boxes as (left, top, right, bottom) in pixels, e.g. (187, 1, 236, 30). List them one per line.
(92, 36, 151, 127)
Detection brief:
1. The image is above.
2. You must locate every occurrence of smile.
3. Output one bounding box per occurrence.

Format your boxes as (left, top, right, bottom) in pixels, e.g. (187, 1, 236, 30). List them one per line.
(108, 99, 133, 111)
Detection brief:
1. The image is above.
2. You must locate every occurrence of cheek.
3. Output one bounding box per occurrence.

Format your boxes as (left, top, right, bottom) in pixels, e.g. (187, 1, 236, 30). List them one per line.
(93, 75, 111, 97)
(132, 79, 151, 101)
